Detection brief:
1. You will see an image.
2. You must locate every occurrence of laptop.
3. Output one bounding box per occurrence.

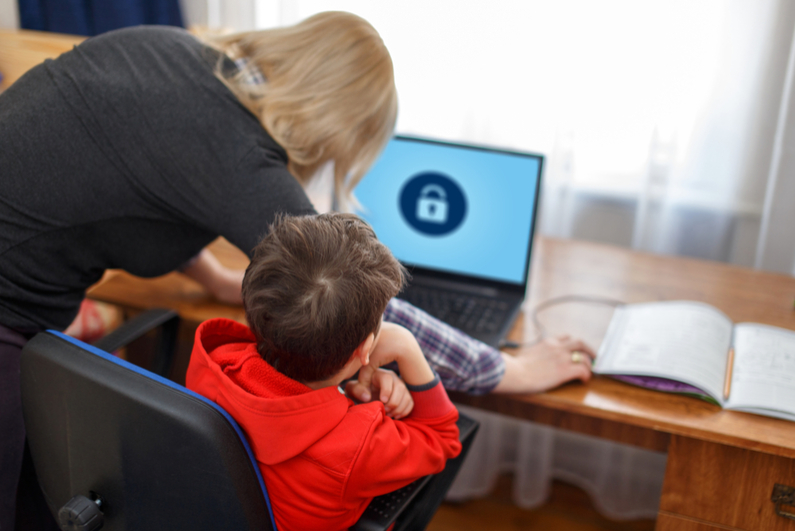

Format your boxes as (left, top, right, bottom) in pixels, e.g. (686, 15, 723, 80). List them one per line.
(355, 135, 543, 347)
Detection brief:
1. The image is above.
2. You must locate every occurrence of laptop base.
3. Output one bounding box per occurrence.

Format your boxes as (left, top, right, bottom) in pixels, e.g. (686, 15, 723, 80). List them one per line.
(398, 283, 523, 348)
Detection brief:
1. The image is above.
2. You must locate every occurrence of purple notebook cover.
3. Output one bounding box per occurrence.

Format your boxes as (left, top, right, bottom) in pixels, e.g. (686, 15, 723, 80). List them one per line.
(610, 374, 706, 395)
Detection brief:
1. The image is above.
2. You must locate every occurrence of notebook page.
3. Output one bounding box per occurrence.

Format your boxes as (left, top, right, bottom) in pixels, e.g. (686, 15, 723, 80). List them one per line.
(725, 323, 795, 418)
(595, 301, 733, 403)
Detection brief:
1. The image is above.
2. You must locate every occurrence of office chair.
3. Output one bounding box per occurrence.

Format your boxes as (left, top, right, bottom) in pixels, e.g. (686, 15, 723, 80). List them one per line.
(20, 310, 478, 531)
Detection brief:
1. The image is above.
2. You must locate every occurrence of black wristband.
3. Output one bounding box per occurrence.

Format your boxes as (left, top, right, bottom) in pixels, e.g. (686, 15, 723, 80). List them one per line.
(405, 371, 440, 393)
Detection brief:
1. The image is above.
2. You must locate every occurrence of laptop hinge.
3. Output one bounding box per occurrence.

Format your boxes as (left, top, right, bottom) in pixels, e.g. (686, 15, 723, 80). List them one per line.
(406, 275, 501, 297)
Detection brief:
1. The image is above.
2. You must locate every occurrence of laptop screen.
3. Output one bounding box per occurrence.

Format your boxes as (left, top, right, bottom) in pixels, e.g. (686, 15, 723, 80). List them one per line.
(355, 136, 542, 286)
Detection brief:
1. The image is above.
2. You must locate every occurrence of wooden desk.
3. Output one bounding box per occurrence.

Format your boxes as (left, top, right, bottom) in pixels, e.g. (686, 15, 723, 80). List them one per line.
(89, 236, 795, 531)
(0, 29, 84, 90)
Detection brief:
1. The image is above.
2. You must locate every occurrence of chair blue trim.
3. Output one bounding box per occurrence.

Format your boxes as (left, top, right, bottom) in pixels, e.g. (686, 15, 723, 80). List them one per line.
(48, 330, 278, 530)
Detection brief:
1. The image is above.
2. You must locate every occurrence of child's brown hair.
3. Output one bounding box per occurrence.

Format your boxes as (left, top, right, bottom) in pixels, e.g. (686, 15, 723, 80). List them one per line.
(242, 213, 406, 382)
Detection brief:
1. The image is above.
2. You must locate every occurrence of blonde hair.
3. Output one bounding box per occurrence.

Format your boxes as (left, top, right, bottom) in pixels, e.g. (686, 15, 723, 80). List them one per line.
(201, 12, 397, 209)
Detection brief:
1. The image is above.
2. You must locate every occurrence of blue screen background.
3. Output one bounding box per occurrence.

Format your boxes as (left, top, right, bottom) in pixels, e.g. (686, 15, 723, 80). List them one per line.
(355, 138, 541, 284)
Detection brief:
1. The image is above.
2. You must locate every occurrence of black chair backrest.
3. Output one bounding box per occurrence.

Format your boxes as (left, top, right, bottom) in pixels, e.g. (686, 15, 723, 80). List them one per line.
(21, 331, 276, 531)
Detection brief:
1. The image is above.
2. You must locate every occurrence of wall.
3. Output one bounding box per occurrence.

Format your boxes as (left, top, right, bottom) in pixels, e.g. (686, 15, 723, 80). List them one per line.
(0, 0, 18, 29)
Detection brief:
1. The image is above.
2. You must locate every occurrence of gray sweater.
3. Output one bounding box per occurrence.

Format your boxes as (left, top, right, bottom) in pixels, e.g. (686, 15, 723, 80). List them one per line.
(0, 26, 315, 331)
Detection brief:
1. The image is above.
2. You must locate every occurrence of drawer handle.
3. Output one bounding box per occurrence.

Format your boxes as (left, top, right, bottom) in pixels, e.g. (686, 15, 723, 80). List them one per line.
(772, 484, 795, 520)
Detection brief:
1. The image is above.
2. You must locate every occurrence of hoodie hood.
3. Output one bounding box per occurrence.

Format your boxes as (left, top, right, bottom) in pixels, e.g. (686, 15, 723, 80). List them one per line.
(186, 318, 350, 465)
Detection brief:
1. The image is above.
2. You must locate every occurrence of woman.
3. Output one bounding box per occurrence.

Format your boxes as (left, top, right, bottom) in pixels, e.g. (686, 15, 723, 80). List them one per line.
(0, 12, 594, 528)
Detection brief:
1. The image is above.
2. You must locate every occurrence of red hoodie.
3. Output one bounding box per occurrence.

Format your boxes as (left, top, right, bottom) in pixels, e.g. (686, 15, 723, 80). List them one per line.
(186, 318, 461, 531)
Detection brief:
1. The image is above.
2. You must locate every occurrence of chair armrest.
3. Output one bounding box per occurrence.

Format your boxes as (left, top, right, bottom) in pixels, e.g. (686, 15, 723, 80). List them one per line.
(92, 308, 178, 353)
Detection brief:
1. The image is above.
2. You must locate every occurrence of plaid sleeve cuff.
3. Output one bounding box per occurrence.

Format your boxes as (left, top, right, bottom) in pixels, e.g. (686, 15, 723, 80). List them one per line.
(383, 298, 505, 395)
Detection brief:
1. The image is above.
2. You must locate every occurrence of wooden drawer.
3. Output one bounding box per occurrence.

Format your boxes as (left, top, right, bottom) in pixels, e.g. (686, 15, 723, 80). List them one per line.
(660, 436, 795, 531)
(657, 512, 744, 531)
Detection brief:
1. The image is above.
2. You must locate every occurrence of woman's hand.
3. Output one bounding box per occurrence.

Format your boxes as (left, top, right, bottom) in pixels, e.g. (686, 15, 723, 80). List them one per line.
(493, 335, 596, 394)
(180, 248, 245, 305)
(344, 368, 414, 419)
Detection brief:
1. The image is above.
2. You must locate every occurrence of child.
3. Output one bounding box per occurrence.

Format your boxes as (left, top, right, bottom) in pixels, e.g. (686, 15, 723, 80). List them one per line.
(186, 213, 461, 531)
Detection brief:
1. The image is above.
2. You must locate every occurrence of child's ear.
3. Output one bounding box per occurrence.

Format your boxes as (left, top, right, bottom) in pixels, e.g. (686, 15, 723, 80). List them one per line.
(353, 332, 376, 367)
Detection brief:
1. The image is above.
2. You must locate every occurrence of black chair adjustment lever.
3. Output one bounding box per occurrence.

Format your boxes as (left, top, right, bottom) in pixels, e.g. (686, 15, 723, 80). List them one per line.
(58, 494, 104, 531)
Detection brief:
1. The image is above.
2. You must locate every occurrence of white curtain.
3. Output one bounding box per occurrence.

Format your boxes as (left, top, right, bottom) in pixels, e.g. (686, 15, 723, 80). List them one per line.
(180, 0, 795, 519)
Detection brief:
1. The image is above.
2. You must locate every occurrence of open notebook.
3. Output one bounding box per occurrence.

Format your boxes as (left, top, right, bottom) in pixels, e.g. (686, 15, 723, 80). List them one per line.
(595, 301, 795, 422)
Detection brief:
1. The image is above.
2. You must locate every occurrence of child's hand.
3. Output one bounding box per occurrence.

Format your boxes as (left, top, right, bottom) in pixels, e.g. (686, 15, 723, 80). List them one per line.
(347, 322, 434, 405)
(345, 368, 414, 419)
(368, 322, 435, 387)
(347, 323, 414, 403)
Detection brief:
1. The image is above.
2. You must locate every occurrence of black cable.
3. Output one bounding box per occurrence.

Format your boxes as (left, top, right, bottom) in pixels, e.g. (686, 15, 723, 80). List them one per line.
(498, 294, 625, 349)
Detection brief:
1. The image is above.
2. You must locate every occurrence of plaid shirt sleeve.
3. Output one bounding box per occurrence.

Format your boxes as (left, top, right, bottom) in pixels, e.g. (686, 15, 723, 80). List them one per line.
(383, 298, 505, 395)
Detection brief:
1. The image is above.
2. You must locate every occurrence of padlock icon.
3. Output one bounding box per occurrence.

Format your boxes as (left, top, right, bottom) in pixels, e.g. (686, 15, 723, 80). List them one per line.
(416, 184, 449, 224)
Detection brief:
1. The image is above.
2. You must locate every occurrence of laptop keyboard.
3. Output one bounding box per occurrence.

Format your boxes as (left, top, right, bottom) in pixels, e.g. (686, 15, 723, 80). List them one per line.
(399, 286, 510, 335)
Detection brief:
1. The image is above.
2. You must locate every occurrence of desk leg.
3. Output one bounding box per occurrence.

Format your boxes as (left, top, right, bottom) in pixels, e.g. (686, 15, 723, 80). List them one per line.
(656, 435, 795, 531)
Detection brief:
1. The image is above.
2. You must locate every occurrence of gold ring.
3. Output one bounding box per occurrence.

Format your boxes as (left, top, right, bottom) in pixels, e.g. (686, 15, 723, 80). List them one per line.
(571, 351, 585, 364)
